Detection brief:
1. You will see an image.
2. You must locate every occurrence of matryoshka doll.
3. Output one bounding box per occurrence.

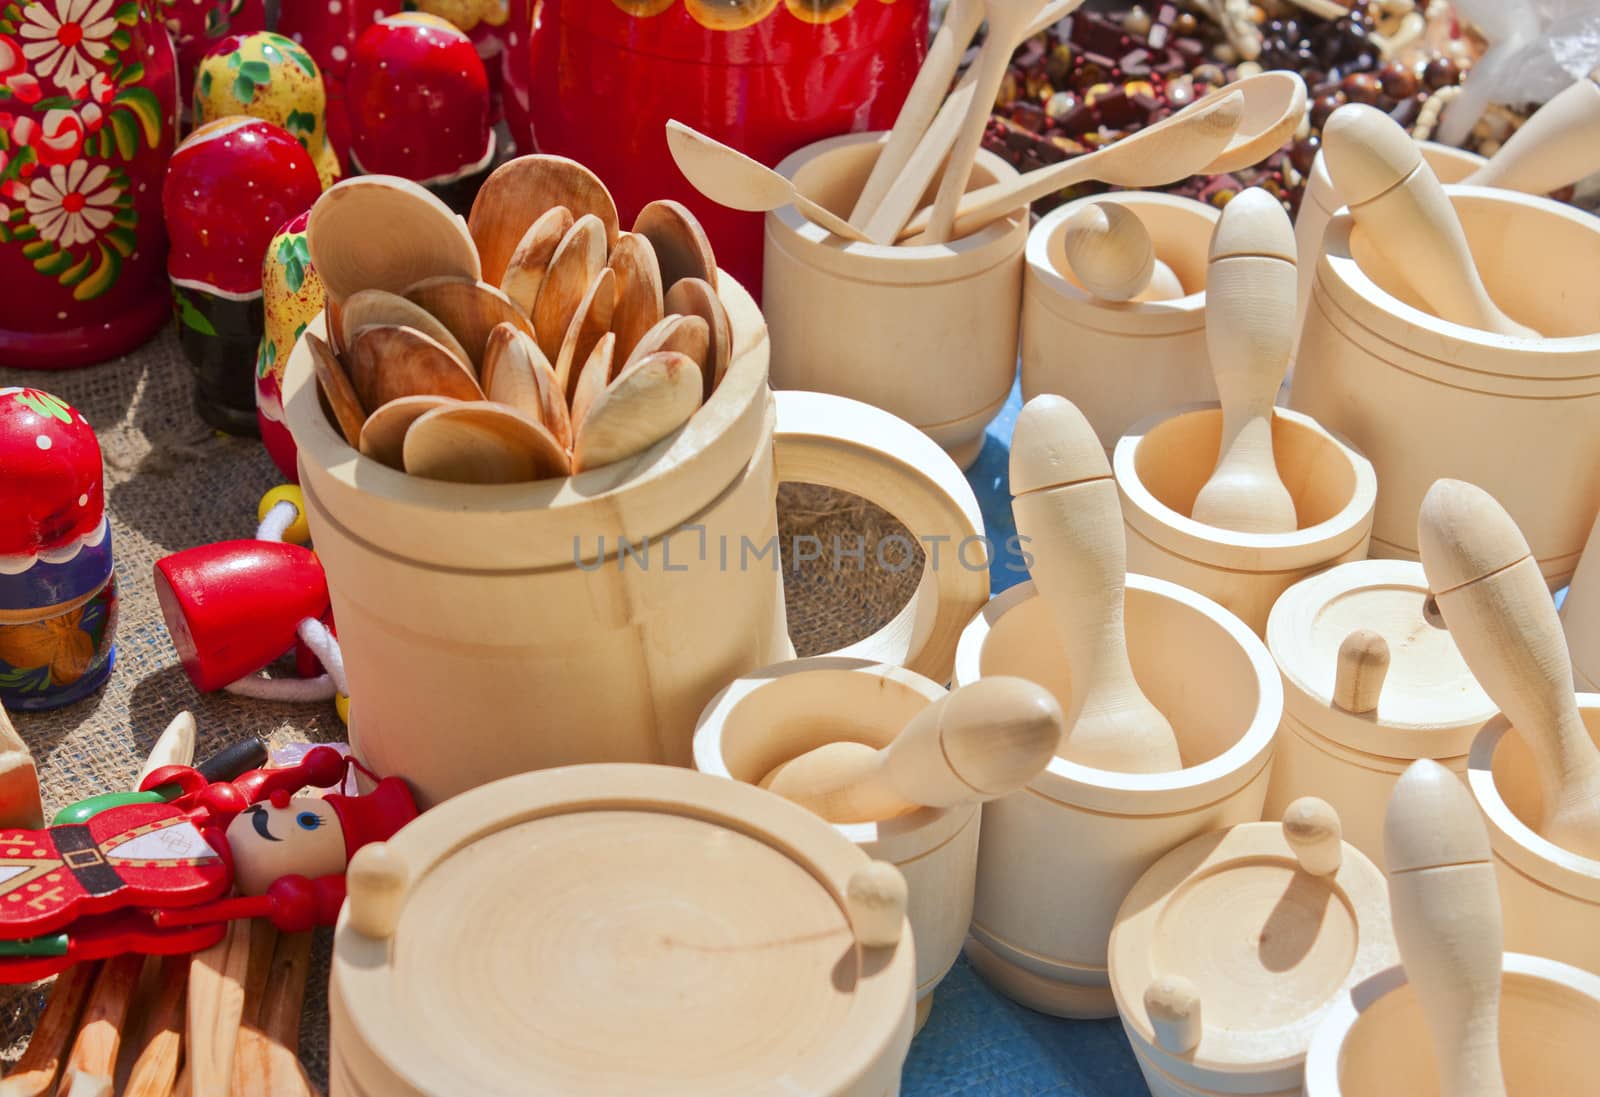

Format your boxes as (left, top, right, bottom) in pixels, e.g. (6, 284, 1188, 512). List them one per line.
(255, 210, 323, 481)
(276, 0, 386, 167)
(0, 388, 116, 710)
(161, 0, 265, 114)
(413, 0, 509, 115)
(0, 0, 180, 369)
(162, 118, 320, 435)
(345, 12, 495, 213)
(193, 31, 341, 188)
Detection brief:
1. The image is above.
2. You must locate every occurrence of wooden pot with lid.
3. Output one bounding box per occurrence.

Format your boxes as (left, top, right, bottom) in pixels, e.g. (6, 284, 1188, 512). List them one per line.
(329, 763, 917, 1097)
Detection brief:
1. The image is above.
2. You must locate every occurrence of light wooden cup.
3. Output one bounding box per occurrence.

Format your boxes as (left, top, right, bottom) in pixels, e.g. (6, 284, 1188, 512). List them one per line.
(1113, 404, 1377, 636)
(1263, 561, 1497, 870)
(693, 657, 977, 1032)
(1304, 954, 1600, 1097)
(1562, 509, 1600, 691)
(952, 576, 1282, 1017)
(1021, 193, 1220, 451)
(764, 132, 1027, 470)
(1467, 694, 1600, 976)
(282, 275, 989, 808)
(1290, 186, 1600, 585)
(328, 763, 916, 1097)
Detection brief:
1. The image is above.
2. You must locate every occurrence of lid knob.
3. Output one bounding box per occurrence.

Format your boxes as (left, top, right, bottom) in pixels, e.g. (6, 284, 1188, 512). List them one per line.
(346, 841, 409, 940)
(1145, 975, 1203, 1054)
(846, 861, 908, 949)
(1283, 797, 1343, 877)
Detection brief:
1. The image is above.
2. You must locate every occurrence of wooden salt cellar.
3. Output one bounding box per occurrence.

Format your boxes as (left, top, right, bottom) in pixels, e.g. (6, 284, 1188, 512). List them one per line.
(329, 764, 915, 1097)
(1263, 560, 1496, 868)
(1109, 799, 1397, 1097)
(763, 131, 1027, 470)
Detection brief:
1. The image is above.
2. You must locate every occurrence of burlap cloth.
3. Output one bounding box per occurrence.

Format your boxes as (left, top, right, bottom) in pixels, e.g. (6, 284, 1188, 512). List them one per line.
(0, 330, 923, 1088)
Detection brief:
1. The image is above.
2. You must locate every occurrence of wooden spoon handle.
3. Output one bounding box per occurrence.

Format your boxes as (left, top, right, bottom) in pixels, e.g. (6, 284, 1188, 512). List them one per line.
(56, 953, 145, 1097)
(124, 958, 189, 1097)
(232, 932, 316, 1097)
(187, 920, 251, 1097)
(0, 961, 98, 1097)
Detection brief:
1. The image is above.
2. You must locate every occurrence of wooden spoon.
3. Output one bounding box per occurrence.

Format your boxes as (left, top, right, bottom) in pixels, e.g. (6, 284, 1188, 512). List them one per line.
(227, 920, 279, 1096)
(347, 325, 483, 409)
(403, 402, 571, 483)
(900, 89, 1245, 242)
(306, 175, 481, 305)
(305, 332, 366, 448)
(468, 154, 619, 285)
(401, 277, 534, 373)
(633, 199, 717, 291)
(499, 205, 574, 317)
(1060, 201, 1183, 302)
(339, 289, 474, 369)
(533, 215, 608, 361)
(573, 351, 703, 473)
(569, 332, 616, 437)
(483, 324, 572, 450)
(552, 267, 616, 403)
(609, 232, 666, 366)
(663, 278, 731, 399)
(664, 120, 872, 243)
(186, 920, 251, 1097)
(359, 395, 460, 470)
(623, 314, 710, 379)
(1195, 69, 1308, 175)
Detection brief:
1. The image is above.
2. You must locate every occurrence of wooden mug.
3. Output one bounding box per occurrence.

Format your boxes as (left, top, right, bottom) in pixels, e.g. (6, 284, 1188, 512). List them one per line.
(282, 274, 988, 807)
(1113, 404, 1377, 636)
(951, 576, 1282, 1018)
(763, 132, 1026, 470)
(1290, 187, 1600, 584)
(1021, 193, 1220, 451)
(1562, 510, 1600, 691)
(694, 657, 976, 1032)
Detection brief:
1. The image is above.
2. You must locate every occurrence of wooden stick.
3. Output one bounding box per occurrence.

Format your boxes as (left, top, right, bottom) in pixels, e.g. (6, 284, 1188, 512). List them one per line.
(186, 921, 251, 1097)
(123, 958, 189, 1097)
(227, 921, 279, 1095)
(56, 953, 145, 1097)
(0, 962, 98, 1097)
(232, 933, 316, 1097)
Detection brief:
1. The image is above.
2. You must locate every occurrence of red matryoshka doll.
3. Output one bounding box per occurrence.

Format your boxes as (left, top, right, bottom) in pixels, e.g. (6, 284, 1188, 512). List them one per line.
(413, 0, 509, 114)
(524, 0, 928, 295)
(162, 117, 319, 435)
(256, 210, 323, 480)
(276, 0, 385, 167)
(0, 0, 180, 369)
(0, 388, 116, 711)
(345, 12, 495, 213)
(159, 0, 265, 114)
(501, 0, 531, 154)
(193, 31, 341, 188)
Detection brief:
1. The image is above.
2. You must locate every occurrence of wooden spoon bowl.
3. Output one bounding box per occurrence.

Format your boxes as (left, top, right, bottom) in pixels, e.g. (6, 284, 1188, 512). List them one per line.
(347, 325, 484, 409)
(468, 155, 619, 285)
(633, 199, 718, 292)
(574, 351, 703, 473)
(403, 402, 572, 484)
(608, 232, 665, 366)
(360, 395, 461, 470)
(402, 277, 534, 373)
(340, 289, 474, 368)
(308, 176, 481, 304)
(624, 314, 711, 380)
(663, 278, 731, 398)
(500, 205, 574, 317)
(534, 215, 608, 360)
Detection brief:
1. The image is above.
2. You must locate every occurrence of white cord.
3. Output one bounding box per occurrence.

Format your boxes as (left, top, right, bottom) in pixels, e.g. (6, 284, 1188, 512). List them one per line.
(223, 671, 337, 702)
(296, 616, 348, 697)
(256, 499, 298, 544)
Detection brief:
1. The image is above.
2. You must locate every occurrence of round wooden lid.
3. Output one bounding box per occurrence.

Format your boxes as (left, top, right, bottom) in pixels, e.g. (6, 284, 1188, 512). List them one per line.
(1109, 815, 1396, 1092)
(330, 764, 915, 1097)
(1267, 560, 1496, 756)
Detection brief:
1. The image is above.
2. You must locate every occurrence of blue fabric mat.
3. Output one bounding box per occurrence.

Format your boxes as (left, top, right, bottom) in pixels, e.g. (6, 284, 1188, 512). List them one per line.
(899, 382, 1149, 1096)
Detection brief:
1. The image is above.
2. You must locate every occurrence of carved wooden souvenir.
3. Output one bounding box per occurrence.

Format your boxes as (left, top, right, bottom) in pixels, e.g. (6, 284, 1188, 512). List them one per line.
(952, 575, 1283, 1018)
(764, 131, 1026, 470)
(345, 13, 495, 213)
(159, 0, 264, 113)
(0, 0, 179, 369)
(329, 764, 915, 1096)
(1058, 201, 1183, 304)
(163, 117, 320, 434)
(193, 31, 340, 188)
(256, 210, 324, 481)
(0, 388, 116, 711)
(275, 0, 385, 164)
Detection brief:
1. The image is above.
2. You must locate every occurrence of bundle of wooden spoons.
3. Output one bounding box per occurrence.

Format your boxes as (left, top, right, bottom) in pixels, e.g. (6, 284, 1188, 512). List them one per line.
(304, 162, 731, 485)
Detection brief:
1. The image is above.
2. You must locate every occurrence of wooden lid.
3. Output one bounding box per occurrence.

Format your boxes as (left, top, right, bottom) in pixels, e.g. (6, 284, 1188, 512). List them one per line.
(1267, 560, 1495, 757)
(330, 764, 915, 1097)
(1109, 813, 1396, 1092)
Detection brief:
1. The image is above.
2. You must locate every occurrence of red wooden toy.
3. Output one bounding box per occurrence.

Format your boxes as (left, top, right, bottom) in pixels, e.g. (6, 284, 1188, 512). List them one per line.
(159, 0, 265, 114)
(162, 117, 320, 434)
(0, 0, 180, 368)
(276, 0, 385, 165)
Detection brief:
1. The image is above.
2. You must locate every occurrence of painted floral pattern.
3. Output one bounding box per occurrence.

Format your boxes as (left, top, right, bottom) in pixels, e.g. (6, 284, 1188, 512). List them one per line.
(609, 0, 895, 29)
(0, 573, 115, 705)
(0, 0, 166, 300)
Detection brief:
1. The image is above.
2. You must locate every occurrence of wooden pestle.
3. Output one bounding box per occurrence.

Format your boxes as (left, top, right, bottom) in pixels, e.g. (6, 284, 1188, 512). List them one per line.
(761, 676, 1064, 824)
(1060, 202, 1185, 303)
(1190, 186, 1298, 534)
(1384, 759, 1509, 1097)
(1010, 395, 1182, 772)
(1466, 77, 1600, 197)
(1321, 104, 1537, 339)
(1418, 479, 1600, 860)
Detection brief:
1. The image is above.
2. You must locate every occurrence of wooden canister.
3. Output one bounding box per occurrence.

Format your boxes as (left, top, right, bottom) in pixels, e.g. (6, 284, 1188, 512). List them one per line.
(329, 763, 916, 1097)
(1305, 955, 1600, 1096)
(1467, 695, 1600, 976)
(282, 275, 988, 807)
(952, 577, 1282, 1018)
(1290, 187, 1600, 584)
(1110, 814, 1397, 1097)
(694, 657, 977, 1030)
(1562, 509, 1600, 691)
(1021, 193, 1219, 451)
(764, 132, 1026, 470)
(1264, 561, 1496, 869)
(1113, 405, 1377, 636)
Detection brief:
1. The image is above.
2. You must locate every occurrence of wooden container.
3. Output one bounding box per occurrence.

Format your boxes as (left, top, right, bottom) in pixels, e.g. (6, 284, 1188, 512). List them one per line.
(1110, 811, 1397, 1097)
(1467, 694, 1600, 976)
(1562, 509, 1600, 691)
(282, 275, 988, 808)
(1264, 561, 1497, 869)
(1113, 405, 1377, 635)
(1021, 194, 1220, 451)
(329, 763, 916, 1097)
(951, 577, 1282, 1018)
(1290, 186, 1600, 584)
(764, 132, 1026, 470)
(694, 657, 975, 1031)
(1304, 954, 1600, 1096)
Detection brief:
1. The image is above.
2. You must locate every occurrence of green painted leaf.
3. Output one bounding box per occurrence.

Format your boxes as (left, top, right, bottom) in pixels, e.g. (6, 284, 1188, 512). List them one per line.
(109, 28, 130, 50)
(226, 53, 242, 71)
(285, 44, 317, 78)
(256, 339, 276, 378)
(198, 69, 213, 100)
(0, 225, 10, 245)
(14, 390, 73, 423)
(20, 240, 53, 260)
(122, 62, 144, 85)
(284, 109, 316, 139)
(11, 223, 37, 241)
(239, 60, 271, 85)
(60, 249, 95, 286)
(106, 226, 137, 258)
(174, 290, 217, 336)
(34, 248, 73, 276)
(73, 243, 121, 301)
(113, 87, 162, 147)
(113, 0, 139, 24)
(232, 74, 256, 102)
(109, 109, 138, 160)
(204, 5, 227, 34)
